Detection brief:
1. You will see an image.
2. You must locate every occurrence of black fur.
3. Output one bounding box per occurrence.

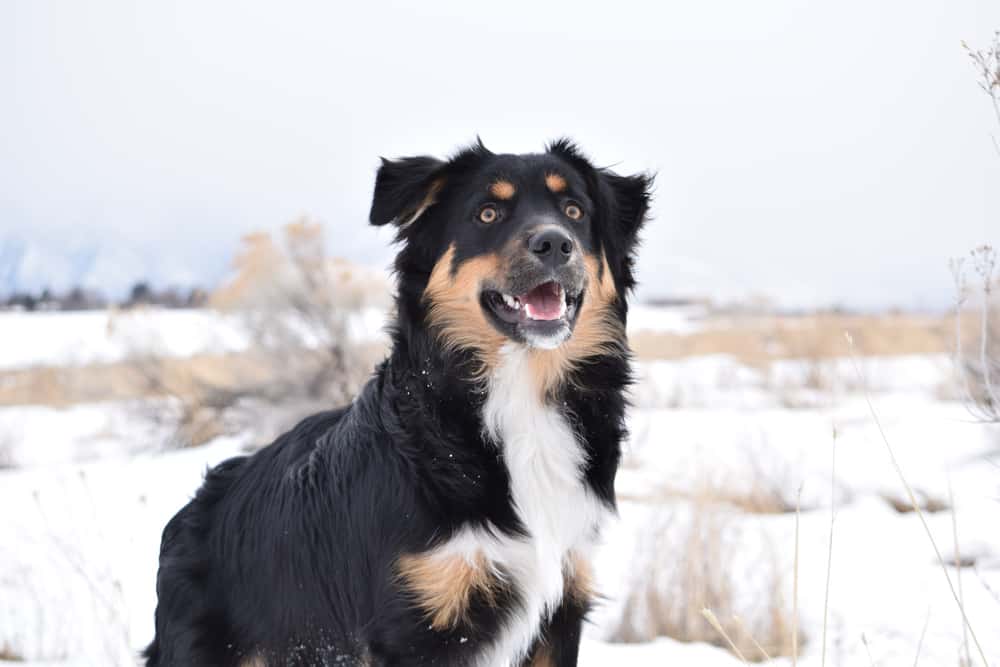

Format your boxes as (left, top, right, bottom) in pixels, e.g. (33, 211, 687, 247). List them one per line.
(145, 139, 652, 667)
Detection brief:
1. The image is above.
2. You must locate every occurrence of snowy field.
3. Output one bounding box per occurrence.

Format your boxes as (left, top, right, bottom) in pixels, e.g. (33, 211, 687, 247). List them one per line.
(0, 308, 391, 371)
(1, 308, 998, 666)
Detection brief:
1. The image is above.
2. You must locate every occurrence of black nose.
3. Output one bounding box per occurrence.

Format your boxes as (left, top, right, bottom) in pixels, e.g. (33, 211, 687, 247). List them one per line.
(527, 228, 575, 267)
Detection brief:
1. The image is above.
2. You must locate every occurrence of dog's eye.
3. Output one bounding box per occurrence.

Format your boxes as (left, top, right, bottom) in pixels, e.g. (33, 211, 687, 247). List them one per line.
(563, 202, 584, 221)
(478, 205, 500, 224)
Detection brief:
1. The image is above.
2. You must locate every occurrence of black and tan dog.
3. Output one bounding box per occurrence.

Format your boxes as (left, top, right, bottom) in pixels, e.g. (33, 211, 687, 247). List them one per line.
(145, 139, 652, 666)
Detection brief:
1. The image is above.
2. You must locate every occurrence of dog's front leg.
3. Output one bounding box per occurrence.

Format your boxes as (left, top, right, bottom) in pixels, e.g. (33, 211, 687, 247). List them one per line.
(521, 592, 588, 667)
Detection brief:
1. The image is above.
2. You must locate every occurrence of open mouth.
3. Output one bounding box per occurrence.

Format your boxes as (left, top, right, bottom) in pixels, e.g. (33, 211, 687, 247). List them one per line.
(482, 280, 582, 344)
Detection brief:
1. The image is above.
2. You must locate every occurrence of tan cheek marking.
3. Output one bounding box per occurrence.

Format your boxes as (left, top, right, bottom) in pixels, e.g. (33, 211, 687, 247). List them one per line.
(544, 172, 567, 193)
(397, 551, 499, 630)
(238, 656, 267, 667)
(423, 244, 505, 376)
(527, 251, 624, 396)
(489, 179, 516, 200)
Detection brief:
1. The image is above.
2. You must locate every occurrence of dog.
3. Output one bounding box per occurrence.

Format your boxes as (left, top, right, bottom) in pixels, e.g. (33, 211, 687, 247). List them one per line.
(144, 139, 652, 667)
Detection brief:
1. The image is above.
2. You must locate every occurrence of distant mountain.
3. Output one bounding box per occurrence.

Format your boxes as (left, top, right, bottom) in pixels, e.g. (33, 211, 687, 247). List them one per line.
(0, 235, 213, 298)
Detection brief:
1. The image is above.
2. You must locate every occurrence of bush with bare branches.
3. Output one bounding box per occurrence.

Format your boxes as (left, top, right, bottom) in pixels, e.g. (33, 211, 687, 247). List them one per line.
(962, 31, 1000, 156)
(135, 218, 388, 447)
(952, 33, 1000, 422)
(951, 247, 1000, 421)
(213, 219, 382, 399)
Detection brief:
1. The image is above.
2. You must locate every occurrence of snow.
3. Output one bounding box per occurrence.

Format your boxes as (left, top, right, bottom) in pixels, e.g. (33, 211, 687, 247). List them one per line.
(0, 310, 249, 370)
(0, 401, 176, 467)
(0, 436, 252, 665)
(579, 637, 743, 665)
(0, 307, 389, 370)
(627, 303, 709, 335)
(1, 309, 999, 666)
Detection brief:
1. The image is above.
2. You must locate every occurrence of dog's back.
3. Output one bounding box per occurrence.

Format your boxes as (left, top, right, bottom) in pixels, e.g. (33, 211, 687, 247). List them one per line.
(145, 406, 404, 666)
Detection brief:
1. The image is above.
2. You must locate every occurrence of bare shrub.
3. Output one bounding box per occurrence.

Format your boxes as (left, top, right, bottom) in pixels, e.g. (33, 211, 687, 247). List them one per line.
(133, 218, 388, 446)
(216, 219, 385, 396)
(962, 31, 1000, 156)
(952, 33, 1000, 422)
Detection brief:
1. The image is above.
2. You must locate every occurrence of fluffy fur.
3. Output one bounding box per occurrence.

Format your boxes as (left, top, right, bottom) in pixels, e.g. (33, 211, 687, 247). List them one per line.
(144, 139, 652, 667)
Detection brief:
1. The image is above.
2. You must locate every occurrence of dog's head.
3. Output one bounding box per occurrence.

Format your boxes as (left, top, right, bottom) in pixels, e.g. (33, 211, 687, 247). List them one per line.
(370, 139, 651, 381)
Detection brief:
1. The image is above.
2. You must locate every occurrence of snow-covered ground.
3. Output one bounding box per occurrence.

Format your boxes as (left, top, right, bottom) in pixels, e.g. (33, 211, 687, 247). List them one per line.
(1, 308, 998, 666)
(0, 308, 391, 371)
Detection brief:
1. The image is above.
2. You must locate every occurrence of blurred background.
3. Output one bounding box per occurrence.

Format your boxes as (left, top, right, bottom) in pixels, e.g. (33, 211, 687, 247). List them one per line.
(2, 1, 999, 665)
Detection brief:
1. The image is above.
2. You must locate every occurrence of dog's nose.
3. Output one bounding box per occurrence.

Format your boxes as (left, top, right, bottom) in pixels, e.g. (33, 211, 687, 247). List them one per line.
(527, 228, 575, 267)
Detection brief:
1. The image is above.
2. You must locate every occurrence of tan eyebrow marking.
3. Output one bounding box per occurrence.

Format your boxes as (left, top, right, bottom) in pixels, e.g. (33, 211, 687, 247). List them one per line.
(489, 179, 516, 200)
(545, 172, 567, 193)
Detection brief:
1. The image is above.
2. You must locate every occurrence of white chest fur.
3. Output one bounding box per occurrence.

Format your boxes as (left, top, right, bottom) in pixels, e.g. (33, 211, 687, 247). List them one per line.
(471, 344, 609, 666)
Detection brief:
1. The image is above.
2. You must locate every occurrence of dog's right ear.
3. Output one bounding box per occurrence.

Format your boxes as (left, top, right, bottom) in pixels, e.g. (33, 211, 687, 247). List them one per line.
(369, 156, 446, 228)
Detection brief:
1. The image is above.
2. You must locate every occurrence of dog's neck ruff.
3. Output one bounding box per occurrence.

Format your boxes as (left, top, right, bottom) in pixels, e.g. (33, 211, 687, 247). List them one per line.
(470, 343, 608, 666)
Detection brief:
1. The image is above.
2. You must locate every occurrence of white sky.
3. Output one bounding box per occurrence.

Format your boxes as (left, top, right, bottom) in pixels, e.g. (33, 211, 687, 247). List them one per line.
(3, 0, 999, 309)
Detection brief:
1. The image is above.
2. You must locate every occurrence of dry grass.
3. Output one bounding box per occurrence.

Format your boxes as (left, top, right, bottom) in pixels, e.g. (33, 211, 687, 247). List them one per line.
(0, 343, 388, 409)
(610, 489, 802, 661)
(618, 446, 800, 515)
(0, 310, 957, 411)
(631, 312, 954, 364)
(0, 353, 266, 407)
(612, 442, 815, 663)
(880, 490, 949, 515)
(0, 644, 24, 660)
(618, 478, 794, 516)
(0, 340, 387, 450)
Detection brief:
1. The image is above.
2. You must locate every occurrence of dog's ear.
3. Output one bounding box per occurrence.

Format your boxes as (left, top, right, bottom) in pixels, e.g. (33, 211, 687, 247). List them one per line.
(369, 156, 446, 228)
(602, 171, 653, 242)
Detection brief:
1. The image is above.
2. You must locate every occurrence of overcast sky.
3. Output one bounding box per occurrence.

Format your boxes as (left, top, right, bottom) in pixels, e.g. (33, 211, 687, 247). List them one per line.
(3, 0, 999, 308)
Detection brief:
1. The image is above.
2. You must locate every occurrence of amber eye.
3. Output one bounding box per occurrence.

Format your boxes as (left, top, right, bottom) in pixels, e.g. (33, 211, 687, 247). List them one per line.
(478, 204, 499, 224)
(563, 202, 584, 221)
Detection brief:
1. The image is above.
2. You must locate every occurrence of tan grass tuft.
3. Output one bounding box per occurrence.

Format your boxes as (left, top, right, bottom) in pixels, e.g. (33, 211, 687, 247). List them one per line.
(610, 489, 802, 661)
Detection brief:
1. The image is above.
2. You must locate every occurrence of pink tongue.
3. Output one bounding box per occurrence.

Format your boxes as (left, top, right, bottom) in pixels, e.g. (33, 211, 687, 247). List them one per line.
(523, 282, 563, 321)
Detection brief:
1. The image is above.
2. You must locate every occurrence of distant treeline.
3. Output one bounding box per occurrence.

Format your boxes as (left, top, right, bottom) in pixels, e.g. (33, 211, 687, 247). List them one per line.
(2, 282, 209, 312)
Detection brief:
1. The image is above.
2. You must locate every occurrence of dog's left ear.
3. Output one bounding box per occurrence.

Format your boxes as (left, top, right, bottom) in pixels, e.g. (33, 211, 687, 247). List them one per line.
(369, 156, 446, 228)
(602, 171, 653, 243)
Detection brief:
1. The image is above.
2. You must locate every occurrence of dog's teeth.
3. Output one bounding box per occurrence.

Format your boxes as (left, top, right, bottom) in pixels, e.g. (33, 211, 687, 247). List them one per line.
(502, 294, 520, 309)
